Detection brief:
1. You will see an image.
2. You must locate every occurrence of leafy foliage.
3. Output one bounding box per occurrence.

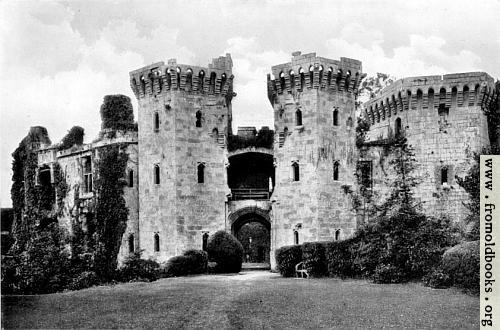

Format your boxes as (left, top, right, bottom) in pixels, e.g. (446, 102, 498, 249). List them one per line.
(275, 245, 302, 277)
(227, 127, 274, 151)
(207, 231, 243, 273)
(93, 144, 129, 279)
(163, 250, 209, 277)
(302, 242, 328, 277)
(67, 271, 100, 291)
(356, 117, 370, 148)
(118, 252, 160, 282)
(326, 238, 360, 278)
(58, 126, 84, 150)
(100, 95, 135, 131)
(440, 241, 479, 293)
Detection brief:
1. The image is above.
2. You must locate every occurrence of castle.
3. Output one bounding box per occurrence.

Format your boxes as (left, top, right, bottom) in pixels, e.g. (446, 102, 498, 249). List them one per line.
(24, 52, 498, 270)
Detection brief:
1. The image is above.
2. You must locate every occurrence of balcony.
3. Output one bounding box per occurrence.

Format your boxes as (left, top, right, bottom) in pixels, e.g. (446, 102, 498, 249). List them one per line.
(230, 188, 270, 201)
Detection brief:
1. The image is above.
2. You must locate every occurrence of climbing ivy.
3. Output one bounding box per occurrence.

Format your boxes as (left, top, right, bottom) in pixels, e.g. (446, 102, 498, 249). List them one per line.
(58, 126, 84, 150)
(93, 143, 129, 279)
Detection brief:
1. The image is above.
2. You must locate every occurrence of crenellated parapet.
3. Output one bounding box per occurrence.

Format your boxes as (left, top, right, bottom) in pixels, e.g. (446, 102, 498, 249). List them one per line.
(363, 72, 498, 125)
(129, 53, 234, 100)
(267, 51, 364, 105)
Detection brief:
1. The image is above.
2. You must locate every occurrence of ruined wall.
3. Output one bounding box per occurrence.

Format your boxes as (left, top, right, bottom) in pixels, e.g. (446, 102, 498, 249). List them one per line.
(267, 52, 362, 263)
(130, 55, 233, 262)
(363, 72, 497, 223)
(37, 131, 139, 264)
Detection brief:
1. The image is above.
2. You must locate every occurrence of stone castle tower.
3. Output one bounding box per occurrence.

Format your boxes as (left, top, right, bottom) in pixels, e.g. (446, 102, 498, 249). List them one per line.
(129, 54, 234, 262)
(267, 52, 363, 248)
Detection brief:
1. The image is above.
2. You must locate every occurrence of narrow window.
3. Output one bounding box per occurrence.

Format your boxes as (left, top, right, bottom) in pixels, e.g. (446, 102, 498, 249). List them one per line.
(295, 109, 302, 126)
(154, 112, 160, 132)
(128, 170, 134, 187)
(202, 232, 209, 251)
(309, 65, 314, 87)
(154, 233, 160, 252)
(346, 116, 353, 128)
(83, 156, 93, 193)
(197, 163, 205, 183)
(289, 70, 295, 89)
(451, 86, 457, 107)
(463, 85, 470, 106)
(318, 65, 324, 86)
(333, 109, 339, 126)
(166, 69, 172, 89)
(327, 67, 333, 86)
(196, 110, 202, 127)
(292, 162, 300, 181)
(345, 70, 351, 91)
(220, 73, 227, 93)
(154, 164, 160, 185)
(157, 70, 163, 92)
(140, 75, 146, 94)
(333, 161, 339, 181)
(336, 69, 343, 90)
(416, 89, 423, 109)
(395, 117, 402, 137)
(335, 229, 341, 241)
(279, 72, 286, 92)
(176, 67, 181, 88)
(299, 68, 305, 90)
(212, 128, 219, 143)
(294, 230, 299, 245)
(186, 68, 193, 91)
(441, 167, 448, 185)
(209, 72, 216, 93)
(428, 88, 434, 108)
(128, 234, 134, 253)
(198, 70, 205, 91)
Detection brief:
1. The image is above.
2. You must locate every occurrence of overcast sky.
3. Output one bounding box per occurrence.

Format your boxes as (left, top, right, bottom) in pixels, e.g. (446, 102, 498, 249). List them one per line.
(1, 0, 499, 207)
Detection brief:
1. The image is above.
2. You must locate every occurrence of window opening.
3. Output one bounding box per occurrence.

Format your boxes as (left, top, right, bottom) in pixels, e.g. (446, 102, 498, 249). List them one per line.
(197, 163, 205, 183)
(292, 162, 300, 181)
(154, 233, 160, 252)
(154, 164, 160, 185)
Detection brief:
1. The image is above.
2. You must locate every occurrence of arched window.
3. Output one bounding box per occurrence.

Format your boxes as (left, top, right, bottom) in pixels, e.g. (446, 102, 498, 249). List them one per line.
(451, 86, 457, 107)
(209, 72, 216, 93)
(333, 161, 339, 181)
(299, 67, 305, 90)
(294, 230, 299, 245)
(463, 85, 470, 106)
(196, 110, 202, 127)
(128, 170, 134, 187)
(128, 234, 134, 253)
(336, 69, 343, 91)
(335, 229, 341, 241)
(346, 116, 353, 128)
(416, 89, 423, 109)
(333, 109, 339, 126)
(428, 88, 434, 108)
(345, 70, 351, 91)
(202, 232, 209, 251)
(186, 68, 193, 91)
(140, 75, 146, 94)
(318, 65, 324, 86)
(220, 73, 227, 93)
(279, 72, 286, 92)
(154, 233, 160, 252)
(309, 65, 314, 88)
(289, 70, 295, 89)
(154, 164, 160, 185)
(175, 67, 181, 88)
(212, 128, 219, 143)
(153, 112, 160, 132)
(395, 117, 402, 137)
(166, 69, 172, 89)
(198, 70, 205, 92)
(197, 163, 205, 183)
(441, 167, 448, 185)
(292, 162, 300, 181)
(327, 67, 333, 86)
(295, 109, 302, 126)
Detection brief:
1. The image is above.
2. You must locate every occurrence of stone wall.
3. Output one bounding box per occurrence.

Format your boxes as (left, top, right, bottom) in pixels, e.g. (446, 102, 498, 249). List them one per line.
(363, 72, 497, 223)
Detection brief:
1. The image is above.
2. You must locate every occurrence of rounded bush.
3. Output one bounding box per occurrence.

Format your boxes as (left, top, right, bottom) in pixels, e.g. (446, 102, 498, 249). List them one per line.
(118, 253, 160, 282)
(183, 249, 208, 274)
(207, 231, 243, 273)
(67, 271, 99, 291)
(275, 245, 302, 277)
(164, 255, 191, 277)
(441, 240, 479, 293)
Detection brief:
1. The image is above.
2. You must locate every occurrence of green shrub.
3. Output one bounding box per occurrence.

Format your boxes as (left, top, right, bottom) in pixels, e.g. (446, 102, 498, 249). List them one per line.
(67, 271, 99, 291)
(372, 263, 406, 284)
(164, 250, 208, 277)
(302, 242, 328, 277)
(441, 241, 479, 293)
(275, 245, 302, 277)
(207, 231, 243, 273)
(423, 268, 452, 289)
(118, 252, 160, 282)
(183, 249, 208, 274)
(326, 238, 360, 278)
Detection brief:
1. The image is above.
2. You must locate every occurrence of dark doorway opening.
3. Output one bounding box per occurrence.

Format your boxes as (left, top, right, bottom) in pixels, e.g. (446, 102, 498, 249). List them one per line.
(232, 213, 271, 264)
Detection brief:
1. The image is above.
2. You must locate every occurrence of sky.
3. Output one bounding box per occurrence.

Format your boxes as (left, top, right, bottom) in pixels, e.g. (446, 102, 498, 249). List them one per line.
(1, 0, 499, 207)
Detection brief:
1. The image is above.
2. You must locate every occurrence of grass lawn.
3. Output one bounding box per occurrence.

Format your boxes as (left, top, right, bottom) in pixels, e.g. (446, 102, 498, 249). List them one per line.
(2, 271, 478, 329)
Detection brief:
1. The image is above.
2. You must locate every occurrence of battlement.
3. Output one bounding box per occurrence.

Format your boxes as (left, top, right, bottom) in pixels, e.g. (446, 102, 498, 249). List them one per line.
(267, 51, 364, 104)
(364, 72, 498, 125)
(129, 53, 234, 99)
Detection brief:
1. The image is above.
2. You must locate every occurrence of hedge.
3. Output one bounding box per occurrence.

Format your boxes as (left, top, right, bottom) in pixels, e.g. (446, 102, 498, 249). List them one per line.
(302, 242, 328, 277)
(326, 238, 360, 278)
(275, 245, 302, 277)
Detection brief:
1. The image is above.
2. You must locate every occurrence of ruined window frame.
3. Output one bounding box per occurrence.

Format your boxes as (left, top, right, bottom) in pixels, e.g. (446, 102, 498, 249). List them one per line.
(292, 161, 300, 182)
(154, 164, 160, 185)
(154, 233, 160, 252)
